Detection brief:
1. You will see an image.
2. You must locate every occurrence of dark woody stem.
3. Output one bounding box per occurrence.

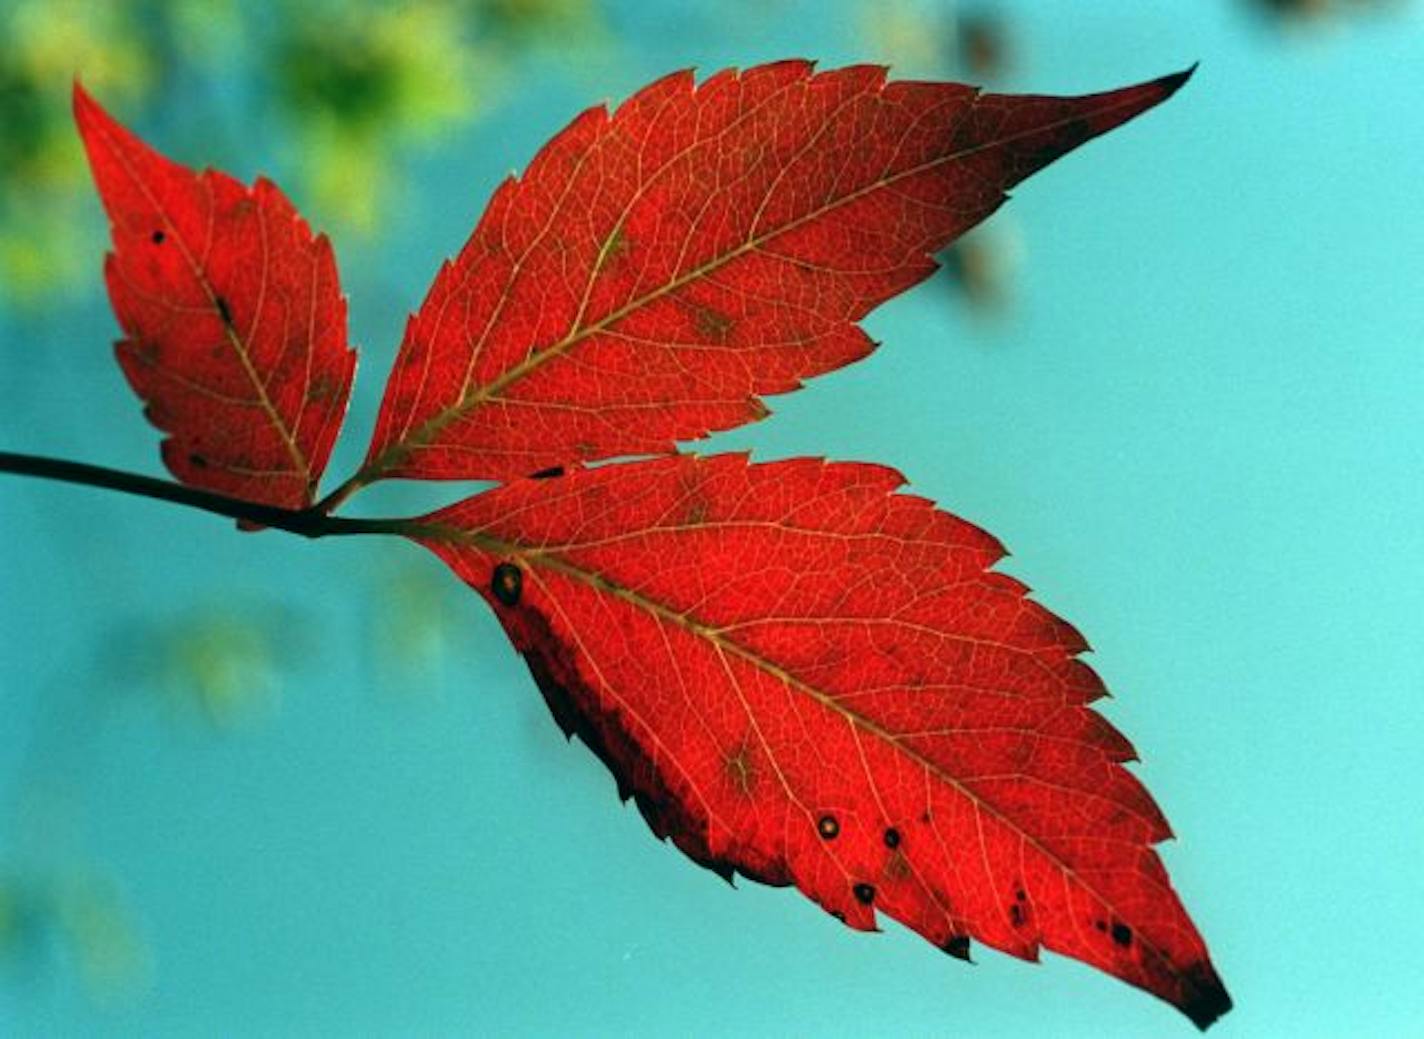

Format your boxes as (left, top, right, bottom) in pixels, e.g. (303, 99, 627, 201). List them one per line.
(0, 450, 418, 539)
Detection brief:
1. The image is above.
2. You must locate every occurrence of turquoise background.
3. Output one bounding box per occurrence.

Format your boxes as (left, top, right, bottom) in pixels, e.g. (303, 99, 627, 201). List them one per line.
(2, 1, 1422, 1035)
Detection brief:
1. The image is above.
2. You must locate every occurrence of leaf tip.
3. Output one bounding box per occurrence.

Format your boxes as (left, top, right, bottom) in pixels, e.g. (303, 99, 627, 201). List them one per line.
(1155, 63, 1199, 98)
(1180, 961, 1233, 1031)
(71, 78, 100, 129)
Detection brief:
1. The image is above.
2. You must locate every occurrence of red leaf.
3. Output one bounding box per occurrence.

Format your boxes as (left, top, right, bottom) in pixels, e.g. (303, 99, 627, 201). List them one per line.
(365, 63, 1190, 484)
(411, 455, 1231, 1029)
(75, 85, 356, 509)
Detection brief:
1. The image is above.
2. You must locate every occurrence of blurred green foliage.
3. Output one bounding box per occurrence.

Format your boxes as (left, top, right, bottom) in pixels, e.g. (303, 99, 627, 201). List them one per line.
(369, 559, 471, 698)
(0, 0, 605, 307)
(157, 612, 285, 728)
(51, 869, 150, 1000)
(103, 603, 322, 730)
(0, 866, 148, 999)
(272, 1, 483, 231)
(0, 1, 151, 304)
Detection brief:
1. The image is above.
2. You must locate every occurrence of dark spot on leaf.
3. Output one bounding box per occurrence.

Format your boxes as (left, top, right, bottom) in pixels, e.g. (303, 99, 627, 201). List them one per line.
(1111, 922, 1133, 948)
(919, 810, 931, 824)
(188, 453, 208, 469)
(216, 296, 233, 325)
(530, 466, 564, 479)
(1094, 919, 1107, 932)
(940, 934, 971, 961)
(853, 883, 876, 905)
(151, 229, 165, 244)
(883, 827, 901, 849)
(492, 562, 522, 606)
(817, 814, 839, 840)
(1009, 902, 1025, 927)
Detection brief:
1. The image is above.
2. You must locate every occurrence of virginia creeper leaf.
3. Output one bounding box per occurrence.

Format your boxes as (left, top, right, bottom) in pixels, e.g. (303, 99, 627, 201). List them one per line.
(365, 62, 1190, 484)
(75, 85, 356, 509)
(411, 455, 1231, 1029)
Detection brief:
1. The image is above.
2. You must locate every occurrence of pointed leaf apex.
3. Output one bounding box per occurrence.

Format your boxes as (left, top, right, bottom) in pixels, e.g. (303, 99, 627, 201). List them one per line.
(1156, 63, 1199, 97)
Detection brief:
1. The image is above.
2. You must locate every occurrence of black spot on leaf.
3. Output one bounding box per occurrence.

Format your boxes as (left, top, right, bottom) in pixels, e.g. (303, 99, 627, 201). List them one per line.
(817, 814, 839, 839)
(215, 296, 233, 325)
(151, 229, 165, 244)
(883, 827, 901, 849)
(1111, 922, 1133, 948)
(188, 453, 208, 469)
(853, 883, 876, 905)
(492, 562, 523, 606)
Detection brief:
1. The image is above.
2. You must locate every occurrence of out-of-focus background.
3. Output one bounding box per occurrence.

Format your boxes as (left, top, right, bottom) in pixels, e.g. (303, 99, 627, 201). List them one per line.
(1, 1, 1420, 1035)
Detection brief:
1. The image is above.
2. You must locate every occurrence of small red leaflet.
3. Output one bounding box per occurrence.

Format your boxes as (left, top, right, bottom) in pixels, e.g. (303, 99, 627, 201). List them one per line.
(76, 84, 355, 509)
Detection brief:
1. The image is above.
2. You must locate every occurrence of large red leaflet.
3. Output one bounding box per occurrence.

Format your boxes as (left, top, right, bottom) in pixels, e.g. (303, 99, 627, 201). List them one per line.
(412, 455, 1231, 1029)
(365, 62, 1190, 484)
(75, 86, 355, 509)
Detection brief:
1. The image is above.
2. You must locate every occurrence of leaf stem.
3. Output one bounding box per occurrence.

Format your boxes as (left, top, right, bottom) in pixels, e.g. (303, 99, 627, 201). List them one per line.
(311, 466, 372, 516)
(0, 450, 415, 539)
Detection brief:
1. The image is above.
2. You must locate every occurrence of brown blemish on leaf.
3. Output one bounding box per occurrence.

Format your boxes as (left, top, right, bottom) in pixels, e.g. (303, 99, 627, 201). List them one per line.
(817, 814, 840, 839)
(723, 740, 756, 797)
(683, 493, 710, 527)
(309, 372, 341, 404)
(693, 304, 734, 343)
